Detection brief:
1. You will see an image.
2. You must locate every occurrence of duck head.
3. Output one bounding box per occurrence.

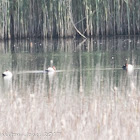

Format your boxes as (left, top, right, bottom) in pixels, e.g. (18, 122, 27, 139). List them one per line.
(122, 63, 128, 70)
(122, 59, 128, 70)
(52, 66, 56, 70)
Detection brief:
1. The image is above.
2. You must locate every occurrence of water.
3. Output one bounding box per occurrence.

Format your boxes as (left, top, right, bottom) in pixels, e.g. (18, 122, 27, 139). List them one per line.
(0, 37, 140, 139)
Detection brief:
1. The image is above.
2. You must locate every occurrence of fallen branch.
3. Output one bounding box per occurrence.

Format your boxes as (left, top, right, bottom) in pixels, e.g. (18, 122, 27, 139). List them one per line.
(68, 0, 87, 39)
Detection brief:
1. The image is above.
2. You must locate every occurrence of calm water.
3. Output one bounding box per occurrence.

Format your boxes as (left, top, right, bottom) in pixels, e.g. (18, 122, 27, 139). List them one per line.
(0, 36, 140, 139)
(1, 37, 140, 96)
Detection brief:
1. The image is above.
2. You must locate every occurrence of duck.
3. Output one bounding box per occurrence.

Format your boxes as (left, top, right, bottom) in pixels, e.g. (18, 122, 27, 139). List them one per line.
(45, 60, 56, 72)
(45, 66, 56, 72)
(2, 70, 13, 77)
(122, 59, 134, 73)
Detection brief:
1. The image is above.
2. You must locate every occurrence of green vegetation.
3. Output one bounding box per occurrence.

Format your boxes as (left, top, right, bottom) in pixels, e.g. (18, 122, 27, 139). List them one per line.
(0, 0, 139, 39)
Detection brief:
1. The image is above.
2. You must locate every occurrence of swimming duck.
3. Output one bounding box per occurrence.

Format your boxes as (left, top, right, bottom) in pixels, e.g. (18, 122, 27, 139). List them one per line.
(2, 70, 13, 77)
(45, 60, 56, 72)
(122, 59, 134, 73)
(45, 66, 56, 72)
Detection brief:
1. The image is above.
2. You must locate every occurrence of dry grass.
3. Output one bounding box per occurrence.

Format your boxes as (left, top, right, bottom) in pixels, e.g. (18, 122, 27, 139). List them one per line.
(0, 68, 140, 140)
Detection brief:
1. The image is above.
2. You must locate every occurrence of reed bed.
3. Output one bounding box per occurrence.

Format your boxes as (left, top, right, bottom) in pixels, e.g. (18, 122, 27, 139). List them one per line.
(0, 0, 140, 39)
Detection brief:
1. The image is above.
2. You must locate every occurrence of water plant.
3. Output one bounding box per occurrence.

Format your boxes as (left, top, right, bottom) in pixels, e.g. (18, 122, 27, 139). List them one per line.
(0, 0, 139, 39)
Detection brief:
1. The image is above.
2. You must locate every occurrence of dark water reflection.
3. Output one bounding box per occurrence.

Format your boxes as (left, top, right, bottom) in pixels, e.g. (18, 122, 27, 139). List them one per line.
(0, 36, 140, 97)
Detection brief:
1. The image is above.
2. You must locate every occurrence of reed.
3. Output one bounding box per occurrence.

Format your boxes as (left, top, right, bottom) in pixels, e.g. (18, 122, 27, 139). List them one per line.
(0, 0, 140, 39)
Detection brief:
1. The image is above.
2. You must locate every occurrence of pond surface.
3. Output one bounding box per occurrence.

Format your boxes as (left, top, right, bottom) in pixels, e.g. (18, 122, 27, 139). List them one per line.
(0, 36, 140, 139)
(1, 37, 140, 96)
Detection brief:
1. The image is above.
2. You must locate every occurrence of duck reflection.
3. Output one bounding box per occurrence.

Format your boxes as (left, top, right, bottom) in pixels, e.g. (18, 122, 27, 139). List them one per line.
(2, 75, 12, 94)
(46, 72, 56, 101)
(48, 71, 56, 85)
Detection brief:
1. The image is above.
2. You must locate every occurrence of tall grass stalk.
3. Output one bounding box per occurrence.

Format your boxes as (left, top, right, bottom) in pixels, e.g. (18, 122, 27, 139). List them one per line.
(0, 0, 140, 39)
